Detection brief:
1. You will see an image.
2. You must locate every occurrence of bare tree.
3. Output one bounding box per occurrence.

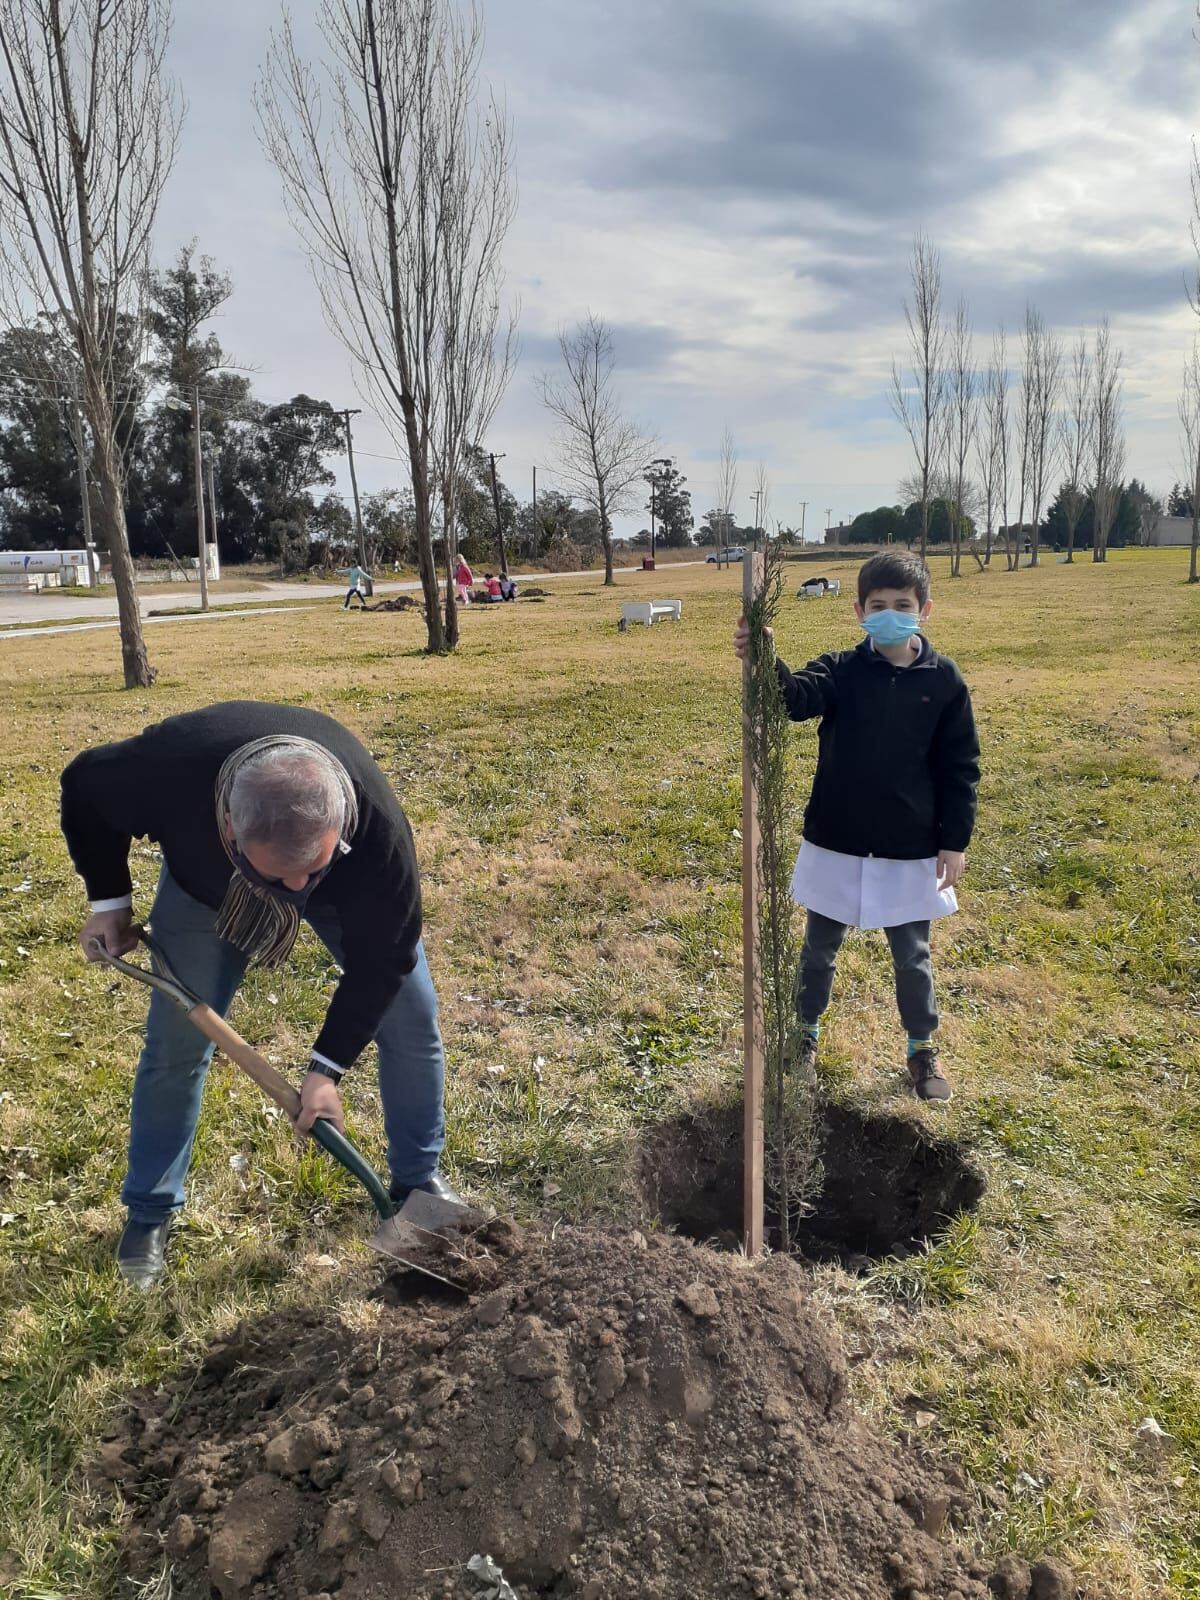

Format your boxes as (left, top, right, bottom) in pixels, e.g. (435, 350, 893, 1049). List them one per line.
(1090, 320, 1125, 564)
(890, 232, 945, 562)
(1130, 484, 1162, 547)
(715, 423, 738, 568)
(976, 329, 1008, 566)
(1013, 318, 1036, 569)
(1180, 340, 1200, 583)
(539, 313, 650, 586)
(1186, 43, 1200, 582)
(1057, 331, 1091, 564)
(428, 69, 517, 646)
(1025, 307, 1062, 568)
(942, 298, 979, 576)
(0, 0, 181, 687)
(259, 0, 516, 653)
(753, 461, 771, 544)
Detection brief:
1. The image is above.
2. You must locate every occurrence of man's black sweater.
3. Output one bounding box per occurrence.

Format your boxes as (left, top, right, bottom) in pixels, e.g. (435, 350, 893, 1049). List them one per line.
(60, 702, 422, 1069)
(777, 635, 980, 860)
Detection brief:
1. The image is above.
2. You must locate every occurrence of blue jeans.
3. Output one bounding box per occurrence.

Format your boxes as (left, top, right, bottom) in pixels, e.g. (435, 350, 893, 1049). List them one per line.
(122, 870, 446, 1223)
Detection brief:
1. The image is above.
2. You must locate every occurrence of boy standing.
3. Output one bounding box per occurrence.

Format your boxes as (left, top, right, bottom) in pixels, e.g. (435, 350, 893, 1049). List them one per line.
(733, 553, 980, 1102)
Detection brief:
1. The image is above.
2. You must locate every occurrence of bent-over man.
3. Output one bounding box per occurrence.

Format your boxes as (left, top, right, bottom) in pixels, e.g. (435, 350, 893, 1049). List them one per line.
(60, 701, 458, 1287)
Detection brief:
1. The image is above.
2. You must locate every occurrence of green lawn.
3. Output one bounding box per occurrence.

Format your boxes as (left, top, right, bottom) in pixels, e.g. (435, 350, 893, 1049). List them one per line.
(0, 549, 1197, 1598)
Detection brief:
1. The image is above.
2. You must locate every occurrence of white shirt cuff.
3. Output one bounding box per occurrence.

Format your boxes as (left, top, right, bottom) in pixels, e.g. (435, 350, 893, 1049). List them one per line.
(310, 1049, 345, 1074)
(89, 895, 133, 913)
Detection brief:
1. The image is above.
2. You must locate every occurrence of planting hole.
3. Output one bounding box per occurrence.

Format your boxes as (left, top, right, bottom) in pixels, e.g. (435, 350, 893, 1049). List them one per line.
(640, 1097, 986, 1262)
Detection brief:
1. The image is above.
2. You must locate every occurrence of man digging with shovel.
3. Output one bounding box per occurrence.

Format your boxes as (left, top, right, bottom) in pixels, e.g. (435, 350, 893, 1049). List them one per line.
(60, 702, 463, 1288)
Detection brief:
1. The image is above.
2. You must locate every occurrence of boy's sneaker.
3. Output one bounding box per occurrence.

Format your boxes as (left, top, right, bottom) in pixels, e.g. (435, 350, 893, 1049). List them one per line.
(907, 1048, 953, 1103)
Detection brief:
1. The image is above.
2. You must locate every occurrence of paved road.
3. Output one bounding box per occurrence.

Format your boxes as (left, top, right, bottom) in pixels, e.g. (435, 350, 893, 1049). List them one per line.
(0, 562, 711, 642)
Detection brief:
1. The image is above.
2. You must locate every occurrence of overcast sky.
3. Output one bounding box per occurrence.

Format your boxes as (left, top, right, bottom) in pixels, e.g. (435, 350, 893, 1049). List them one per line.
(156, 0, 1197, 539)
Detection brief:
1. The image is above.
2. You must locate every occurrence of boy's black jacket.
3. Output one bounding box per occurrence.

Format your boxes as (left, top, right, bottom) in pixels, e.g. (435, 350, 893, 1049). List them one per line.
(776, 635, 979, 860)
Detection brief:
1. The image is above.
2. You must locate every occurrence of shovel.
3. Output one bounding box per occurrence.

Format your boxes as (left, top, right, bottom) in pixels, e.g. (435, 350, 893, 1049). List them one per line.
(89, 930, 485, 1274)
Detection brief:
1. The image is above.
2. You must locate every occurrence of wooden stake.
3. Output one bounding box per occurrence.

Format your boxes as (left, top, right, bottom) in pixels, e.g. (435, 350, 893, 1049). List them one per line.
(742, 548, 765, 1256)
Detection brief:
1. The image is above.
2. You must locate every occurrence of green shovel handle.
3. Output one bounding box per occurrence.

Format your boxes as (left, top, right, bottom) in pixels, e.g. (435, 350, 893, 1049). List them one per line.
(308, 1116, 395, 1220)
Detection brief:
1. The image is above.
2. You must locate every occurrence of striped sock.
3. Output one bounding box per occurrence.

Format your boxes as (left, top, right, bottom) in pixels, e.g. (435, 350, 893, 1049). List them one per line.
(907, 1037, 934, 1058)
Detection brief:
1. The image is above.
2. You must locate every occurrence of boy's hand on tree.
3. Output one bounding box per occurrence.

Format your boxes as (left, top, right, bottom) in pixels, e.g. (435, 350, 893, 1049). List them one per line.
(733, 618, 772, 661)
(937, 850, 965, 890)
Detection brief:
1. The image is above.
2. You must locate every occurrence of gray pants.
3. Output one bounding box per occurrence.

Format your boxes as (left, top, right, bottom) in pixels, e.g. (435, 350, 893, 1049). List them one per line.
(795, 911, 938, 1038)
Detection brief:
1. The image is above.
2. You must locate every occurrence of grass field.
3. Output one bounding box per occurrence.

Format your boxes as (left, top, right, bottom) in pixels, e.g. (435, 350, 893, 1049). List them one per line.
(0, 549, 1197, 1598)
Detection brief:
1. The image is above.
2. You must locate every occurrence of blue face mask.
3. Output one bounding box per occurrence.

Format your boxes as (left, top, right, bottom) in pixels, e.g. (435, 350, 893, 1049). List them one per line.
(860, 609, 922, 648)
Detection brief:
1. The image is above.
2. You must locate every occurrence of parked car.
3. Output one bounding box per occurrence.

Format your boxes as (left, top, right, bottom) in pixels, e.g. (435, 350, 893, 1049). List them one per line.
(706, 546, 746, 563)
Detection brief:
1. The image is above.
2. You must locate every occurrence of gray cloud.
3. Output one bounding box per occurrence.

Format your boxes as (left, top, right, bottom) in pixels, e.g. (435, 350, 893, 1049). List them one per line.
(519, 322, 708, 373)
(145, 0, 1190, 524)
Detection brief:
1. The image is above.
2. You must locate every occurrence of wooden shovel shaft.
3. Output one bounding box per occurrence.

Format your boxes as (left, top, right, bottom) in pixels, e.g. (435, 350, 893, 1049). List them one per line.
(184, 1001, 303, 1120)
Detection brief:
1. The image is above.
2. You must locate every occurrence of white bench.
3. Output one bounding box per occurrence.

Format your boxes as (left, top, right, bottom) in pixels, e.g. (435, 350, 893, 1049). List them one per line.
(621, 599, 682, 628)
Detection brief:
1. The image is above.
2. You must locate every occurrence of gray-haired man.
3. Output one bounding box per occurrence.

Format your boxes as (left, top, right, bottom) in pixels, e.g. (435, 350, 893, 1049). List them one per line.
(60, 701, 457, 1287)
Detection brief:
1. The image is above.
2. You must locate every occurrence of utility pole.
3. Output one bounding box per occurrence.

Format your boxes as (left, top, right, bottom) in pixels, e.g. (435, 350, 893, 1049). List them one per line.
(71, 403, 96, 576)
(341, 409, 367, 568)
(643, 458, 674, 564)
(489, 451, 508, 575)
(192, 385, 209, 612)
(825, 507, 833, 548)
(205, 451, 220, 581)
(800, 501, 807, 544)
(751, 489, 764, 548)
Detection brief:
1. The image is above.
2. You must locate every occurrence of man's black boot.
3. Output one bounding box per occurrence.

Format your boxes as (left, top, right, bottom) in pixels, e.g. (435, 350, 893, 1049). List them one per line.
(389, 1172, 464, 1208)
(117, 1217, 172, 1289)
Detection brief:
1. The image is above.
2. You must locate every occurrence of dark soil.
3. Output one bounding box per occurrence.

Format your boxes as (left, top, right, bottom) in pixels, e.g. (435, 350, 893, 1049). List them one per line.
(103, 1223, 1038, 1600)
(641, 1099, 987, 1261)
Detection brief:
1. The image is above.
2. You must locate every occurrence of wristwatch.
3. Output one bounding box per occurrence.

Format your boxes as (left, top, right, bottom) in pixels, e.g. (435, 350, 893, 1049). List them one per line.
(309, 1058, 346, 1085)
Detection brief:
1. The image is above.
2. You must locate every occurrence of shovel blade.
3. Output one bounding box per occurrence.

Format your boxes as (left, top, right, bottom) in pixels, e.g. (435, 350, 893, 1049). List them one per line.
(369, 1188, 488, 1261)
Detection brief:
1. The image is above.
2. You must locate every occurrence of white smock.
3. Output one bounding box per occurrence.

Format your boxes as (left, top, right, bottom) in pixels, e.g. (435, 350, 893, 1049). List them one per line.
(790, 840, 957, 930)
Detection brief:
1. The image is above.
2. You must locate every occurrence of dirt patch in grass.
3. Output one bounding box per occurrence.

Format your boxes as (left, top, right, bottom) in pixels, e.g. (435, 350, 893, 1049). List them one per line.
(640, 1097, 987, 1262)
(105, 1224, 1045, 1600)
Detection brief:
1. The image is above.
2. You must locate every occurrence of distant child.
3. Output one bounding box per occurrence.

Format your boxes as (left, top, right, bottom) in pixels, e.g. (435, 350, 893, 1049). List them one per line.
(484, 572, 503, 602)
(337, 563, 370, 609)
(499, 573, 517, 601)
(455, 556, 474, 605)
(733, 552, 979, 1102)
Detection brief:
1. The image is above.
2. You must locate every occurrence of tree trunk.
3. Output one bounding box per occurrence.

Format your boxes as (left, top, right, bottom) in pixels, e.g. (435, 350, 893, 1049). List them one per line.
(1065, 512, 1077, 563)
(1190, 514, 1198, 583)
(91, 431, 155, 687)
(400, 399, 444, 652)
(443, 561, 459, 645)
(440, 482, 460, 647)
(599, 489, 614, 586)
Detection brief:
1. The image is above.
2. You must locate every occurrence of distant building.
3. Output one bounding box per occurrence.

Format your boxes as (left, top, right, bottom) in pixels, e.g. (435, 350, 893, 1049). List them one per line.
(1149, 516, 1195, 547)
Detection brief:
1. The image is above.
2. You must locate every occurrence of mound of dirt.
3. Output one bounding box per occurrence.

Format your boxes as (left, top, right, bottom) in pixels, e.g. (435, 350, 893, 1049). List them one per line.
(103, 1225, 1039, 1600)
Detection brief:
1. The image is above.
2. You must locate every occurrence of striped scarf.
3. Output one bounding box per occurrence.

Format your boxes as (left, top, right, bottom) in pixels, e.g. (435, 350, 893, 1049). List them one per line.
(213, 735, 359, 967)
